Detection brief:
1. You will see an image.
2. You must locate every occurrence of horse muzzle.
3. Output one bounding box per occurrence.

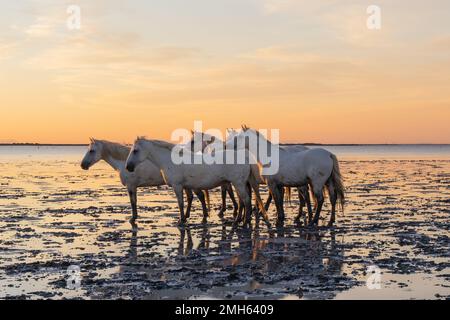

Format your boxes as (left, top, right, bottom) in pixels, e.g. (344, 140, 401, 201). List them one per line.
(126, 162, 135, 172)
(80, 161, 90, 170)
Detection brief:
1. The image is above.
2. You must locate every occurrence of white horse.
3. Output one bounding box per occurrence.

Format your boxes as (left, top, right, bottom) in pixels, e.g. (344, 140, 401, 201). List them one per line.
(187, 131, 239, 218)
(80, 138, 209, 222)
(225, 129, 313, 222)
(227, 127, 345, 226)
(274, 145, 313, 222)
(125, 137, 269, 227)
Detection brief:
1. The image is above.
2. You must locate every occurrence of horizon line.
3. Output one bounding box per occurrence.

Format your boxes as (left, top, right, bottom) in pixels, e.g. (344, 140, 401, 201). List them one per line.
(1, 142, 450, 147)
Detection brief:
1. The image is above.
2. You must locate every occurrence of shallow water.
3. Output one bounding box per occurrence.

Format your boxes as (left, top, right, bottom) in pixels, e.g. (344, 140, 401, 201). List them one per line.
(0, 146, 449, 300)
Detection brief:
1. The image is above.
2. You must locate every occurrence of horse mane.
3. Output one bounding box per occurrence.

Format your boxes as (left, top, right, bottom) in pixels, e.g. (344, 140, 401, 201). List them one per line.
(95, 139, 130, 160)
(135, 137, 175, 152)
(151, 139, 176, 151)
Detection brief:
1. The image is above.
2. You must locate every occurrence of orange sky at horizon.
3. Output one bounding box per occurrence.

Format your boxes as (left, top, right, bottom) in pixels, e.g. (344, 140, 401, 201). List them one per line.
(1, 1, 449, 144)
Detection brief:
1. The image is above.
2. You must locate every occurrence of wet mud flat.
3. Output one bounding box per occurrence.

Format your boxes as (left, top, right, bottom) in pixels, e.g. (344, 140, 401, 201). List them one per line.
(0, 159, 449, 300)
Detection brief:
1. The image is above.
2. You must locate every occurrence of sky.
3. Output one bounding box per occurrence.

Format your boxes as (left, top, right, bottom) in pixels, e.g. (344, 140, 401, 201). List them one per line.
(1, 0, 449, 144)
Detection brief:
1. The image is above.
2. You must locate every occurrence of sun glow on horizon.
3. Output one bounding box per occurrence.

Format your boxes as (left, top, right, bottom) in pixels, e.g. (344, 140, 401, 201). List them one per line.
(1, 1, 449, 144)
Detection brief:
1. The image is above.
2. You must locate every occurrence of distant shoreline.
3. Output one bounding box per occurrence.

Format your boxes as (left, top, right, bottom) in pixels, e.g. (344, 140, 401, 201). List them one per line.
(1, 143, 449, 147)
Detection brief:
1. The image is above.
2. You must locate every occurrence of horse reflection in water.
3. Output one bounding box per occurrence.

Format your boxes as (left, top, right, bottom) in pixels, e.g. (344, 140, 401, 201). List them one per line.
(178, 227, 193, 256)
(116, 223, 350, 300)
(126, 221, 139, 262)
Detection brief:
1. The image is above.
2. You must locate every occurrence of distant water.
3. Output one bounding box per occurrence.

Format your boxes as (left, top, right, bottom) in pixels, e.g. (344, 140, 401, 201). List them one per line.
(0, 144, 450, 162)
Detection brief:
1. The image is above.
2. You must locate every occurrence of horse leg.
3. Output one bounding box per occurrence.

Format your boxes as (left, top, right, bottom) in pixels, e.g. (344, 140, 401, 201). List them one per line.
(277, 185, 285, 224)
(194, 189, 209, 224)
(309, 185, 324, 227)
(236, 200, 242, 220)
(232, 184, 250, 228)
(128, 187, 138, 222)
(185, 188, 193, 219)
(244, 183, 253, 226)
(244, 193, 252, 228)
(249, 179, 271, 228)
(264, 192, 273, 212)
(219, 185, 227, 218)
(327, 180, 337, 227)
(305, 184, 313, 223)
(294, 187, 306, 222)
(173, 185, 186, 226)
(233, 195, 244, 225)
(270, 183, 284, 226)
(227, 183, 239, 216)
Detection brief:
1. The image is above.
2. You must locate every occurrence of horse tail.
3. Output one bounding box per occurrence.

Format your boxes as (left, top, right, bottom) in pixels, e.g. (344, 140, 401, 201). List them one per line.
(248, 171, 269, 223)
(204, 190, 211, 212)
(309, 183, 323, 210)
(330, 153, 345, 212)
(284, 187, 292, 204)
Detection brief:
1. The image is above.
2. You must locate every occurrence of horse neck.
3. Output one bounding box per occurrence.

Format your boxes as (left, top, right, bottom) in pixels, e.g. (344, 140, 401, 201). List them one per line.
(247, 131, 273, 162)
(100, 141, 130, 171)
(254, 131, 272, 147)
(144, 141, 173, 170)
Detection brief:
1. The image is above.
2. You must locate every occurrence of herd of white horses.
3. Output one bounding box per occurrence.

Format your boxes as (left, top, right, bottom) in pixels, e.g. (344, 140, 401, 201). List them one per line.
(81, 126, 345, 228)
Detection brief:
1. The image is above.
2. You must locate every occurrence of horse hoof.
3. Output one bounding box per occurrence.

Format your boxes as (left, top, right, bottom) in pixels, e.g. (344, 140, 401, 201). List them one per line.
(327, 221, 335, 227)
(294, 219, 303, 227)
(202, 218, 208, 224)
(308, 221, 318, 227)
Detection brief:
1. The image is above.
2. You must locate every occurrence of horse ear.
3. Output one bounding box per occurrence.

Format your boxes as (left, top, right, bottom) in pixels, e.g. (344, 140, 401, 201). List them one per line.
(191, 130, 195, 136)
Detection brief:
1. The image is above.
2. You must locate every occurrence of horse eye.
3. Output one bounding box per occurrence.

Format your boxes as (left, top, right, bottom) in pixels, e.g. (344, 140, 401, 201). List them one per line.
(89, 150, 94, 153)
(133, 149, 138, 154)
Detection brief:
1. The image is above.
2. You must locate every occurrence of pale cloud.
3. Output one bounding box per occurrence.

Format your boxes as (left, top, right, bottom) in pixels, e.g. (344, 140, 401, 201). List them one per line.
(261, 0, 339, 15)
(0, 42, 17, 60)
(25, 16, 57, 37)
(321, 4, 389, 47)
(2, 0, 450, 143)
(261, 1, 388, 47)
(26, 36, 203, 72)
(262, 0, 299, 14)
(240, 46, 322, 64)
(262, 0, 330, 14)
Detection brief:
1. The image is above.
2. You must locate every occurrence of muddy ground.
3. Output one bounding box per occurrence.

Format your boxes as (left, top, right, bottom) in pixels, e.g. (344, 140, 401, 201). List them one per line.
(0, 158, 449, 299)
